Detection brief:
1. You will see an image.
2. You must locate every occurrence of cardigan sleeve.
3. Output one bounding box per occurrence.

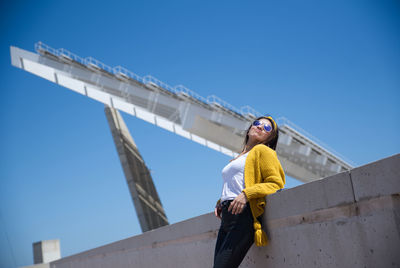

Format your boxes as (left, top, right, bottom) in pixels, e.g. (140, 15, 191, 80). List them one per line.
(242, 145, 285, 200)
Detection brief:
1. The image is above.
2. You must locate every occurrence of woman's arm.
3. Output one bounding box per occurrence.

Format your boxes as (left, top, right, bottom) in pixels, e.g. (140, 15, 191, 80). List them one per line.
(214, 199, 222, 219)
(214, 206, 222, 219)
(242, 145, 285, 200)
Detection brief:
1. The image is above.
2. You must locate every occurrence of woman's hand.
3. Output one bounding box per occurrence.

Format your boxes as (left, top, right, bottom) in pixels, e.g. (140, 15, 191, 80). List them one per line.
(214, 205, 222, 219)
(228, 192, 248, 215)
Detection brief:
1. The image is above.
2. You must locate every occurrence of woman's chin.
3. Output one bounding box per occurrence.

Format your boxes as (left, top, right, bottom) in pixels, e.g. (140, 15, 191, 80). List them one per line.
(249, 135, 265, 143)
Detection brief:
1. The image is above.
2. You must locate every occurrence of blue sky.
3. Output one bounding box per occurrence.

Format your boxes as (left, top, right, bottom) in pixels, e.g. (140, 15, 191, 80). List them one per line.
(1, 0, 399, 267)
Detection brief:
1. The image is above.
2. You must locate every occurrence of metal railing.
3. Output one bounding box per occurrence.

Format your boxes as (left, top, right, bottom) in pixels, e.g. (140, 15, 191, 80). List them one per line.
(206, 95, 243, 116)
(277, 117, 356, 167)
(142, 75, 178, 95)
(113, 66, 144, 83)
(240, 105, 262, 119)
(174, 85, 208, 104)
(34, 41, 258, 119)
(84, 56, 113, 74)
(36, 42, 86, 66)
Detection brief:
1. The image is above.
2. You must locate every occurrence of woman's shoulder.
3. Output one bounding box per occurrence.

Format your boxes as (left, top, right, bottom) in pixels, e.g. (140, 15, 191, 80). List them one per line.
(252, 144, 277, 155)
(249, 144, 281, 167)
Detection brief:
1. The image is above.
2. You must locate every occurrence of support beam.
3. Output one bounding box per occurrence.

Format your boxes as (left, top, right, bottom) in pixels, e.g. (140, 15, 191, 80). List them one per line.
(105, 106, 168, 232)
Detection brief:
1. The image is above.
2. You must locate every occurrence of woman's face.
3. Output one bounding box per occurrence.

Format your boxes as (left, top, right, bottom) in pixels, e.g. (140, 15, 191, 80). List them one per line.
(247, 118, 273, 144)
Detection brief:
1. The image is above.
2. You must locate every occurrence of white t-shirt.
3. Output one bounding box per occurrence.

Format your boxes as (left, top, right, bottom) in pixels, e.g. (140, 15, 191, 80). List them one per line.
(220, 152, 249, 202)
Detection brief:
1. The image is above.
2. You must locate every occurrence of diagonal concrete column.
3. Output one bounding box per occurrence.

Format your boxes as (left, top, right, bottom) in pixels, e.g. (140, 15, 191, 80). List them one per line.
(105, 105, 168, 232)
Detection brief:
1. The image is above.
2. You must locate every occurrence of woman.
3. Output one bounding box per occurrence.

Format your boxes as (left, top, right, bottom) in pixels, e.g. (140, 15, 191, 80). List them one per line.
(213, 116, 285, 268)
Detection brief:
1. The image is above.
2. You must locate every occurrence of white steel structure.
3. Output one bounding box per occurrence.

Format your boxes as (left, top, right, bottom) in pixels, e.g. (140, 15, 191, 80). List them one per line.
(10, 42, 354, 182)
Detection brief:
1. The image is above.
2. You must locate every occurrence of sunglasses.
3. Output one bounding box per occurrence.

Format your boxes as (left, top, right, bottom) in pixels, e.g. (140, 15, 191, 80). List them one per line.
(252, 120, 273, 133)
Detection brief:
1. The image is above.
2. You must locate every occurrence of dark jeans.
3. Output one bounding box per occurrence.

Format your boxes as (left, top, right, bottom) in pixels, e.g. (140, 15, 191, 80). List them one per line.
(213, 200, 254, 268)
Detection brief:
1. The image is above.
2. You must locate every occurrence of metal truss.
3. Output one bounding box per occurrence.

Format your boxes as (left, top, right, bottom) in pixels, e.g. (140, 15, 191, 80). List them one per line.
(10, 42, 354, 182)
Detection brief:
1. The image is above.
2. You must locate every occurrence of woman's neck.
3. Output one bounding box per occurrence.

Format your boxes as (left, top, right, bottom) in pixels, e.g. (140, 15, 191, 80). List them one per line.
(242, 140, 259, 154)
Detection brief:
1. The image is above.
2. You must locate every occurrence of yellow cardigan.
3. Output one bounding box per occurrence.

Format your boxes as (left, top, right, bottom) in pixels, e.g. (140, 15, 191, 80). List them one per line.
(242, 144, 285, 246)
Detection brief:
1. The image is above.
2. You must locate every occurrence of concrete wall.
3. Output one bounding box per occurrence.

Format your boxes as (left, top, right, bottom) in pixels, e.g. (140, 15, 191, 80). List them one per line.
(50, 154, 400, 268)
(33, 240, 61, 264)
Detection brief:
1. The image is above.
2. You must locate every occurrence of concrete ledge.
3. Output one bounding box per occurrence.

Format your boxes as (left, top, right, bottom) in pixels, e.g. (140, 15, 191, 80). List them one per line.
(22, 264, 50, 268)
(351, 154, 400, 201)
(248, 194, 400, 267)
(49, 154, 400, 268)
(265, 171, 354, 221)
(53, 212, 219, 265)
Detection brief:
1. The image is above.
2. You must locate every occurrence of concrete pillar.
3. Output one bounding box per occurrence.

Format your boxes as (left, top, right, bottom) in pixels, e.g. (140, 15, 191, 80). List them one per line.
(33, 240, 60, 264)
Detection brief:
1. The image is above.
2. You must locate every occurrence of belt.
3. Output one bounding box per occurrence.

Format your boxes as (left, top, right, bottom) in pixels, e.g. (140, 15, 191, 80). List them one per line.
(220, 200, 233, 208)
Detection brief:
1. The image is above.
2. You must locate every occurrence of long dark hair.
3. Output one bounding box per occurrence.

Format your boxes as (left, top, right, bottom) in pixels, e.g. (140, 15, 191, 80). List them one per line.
(242, 116, 279, 151)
